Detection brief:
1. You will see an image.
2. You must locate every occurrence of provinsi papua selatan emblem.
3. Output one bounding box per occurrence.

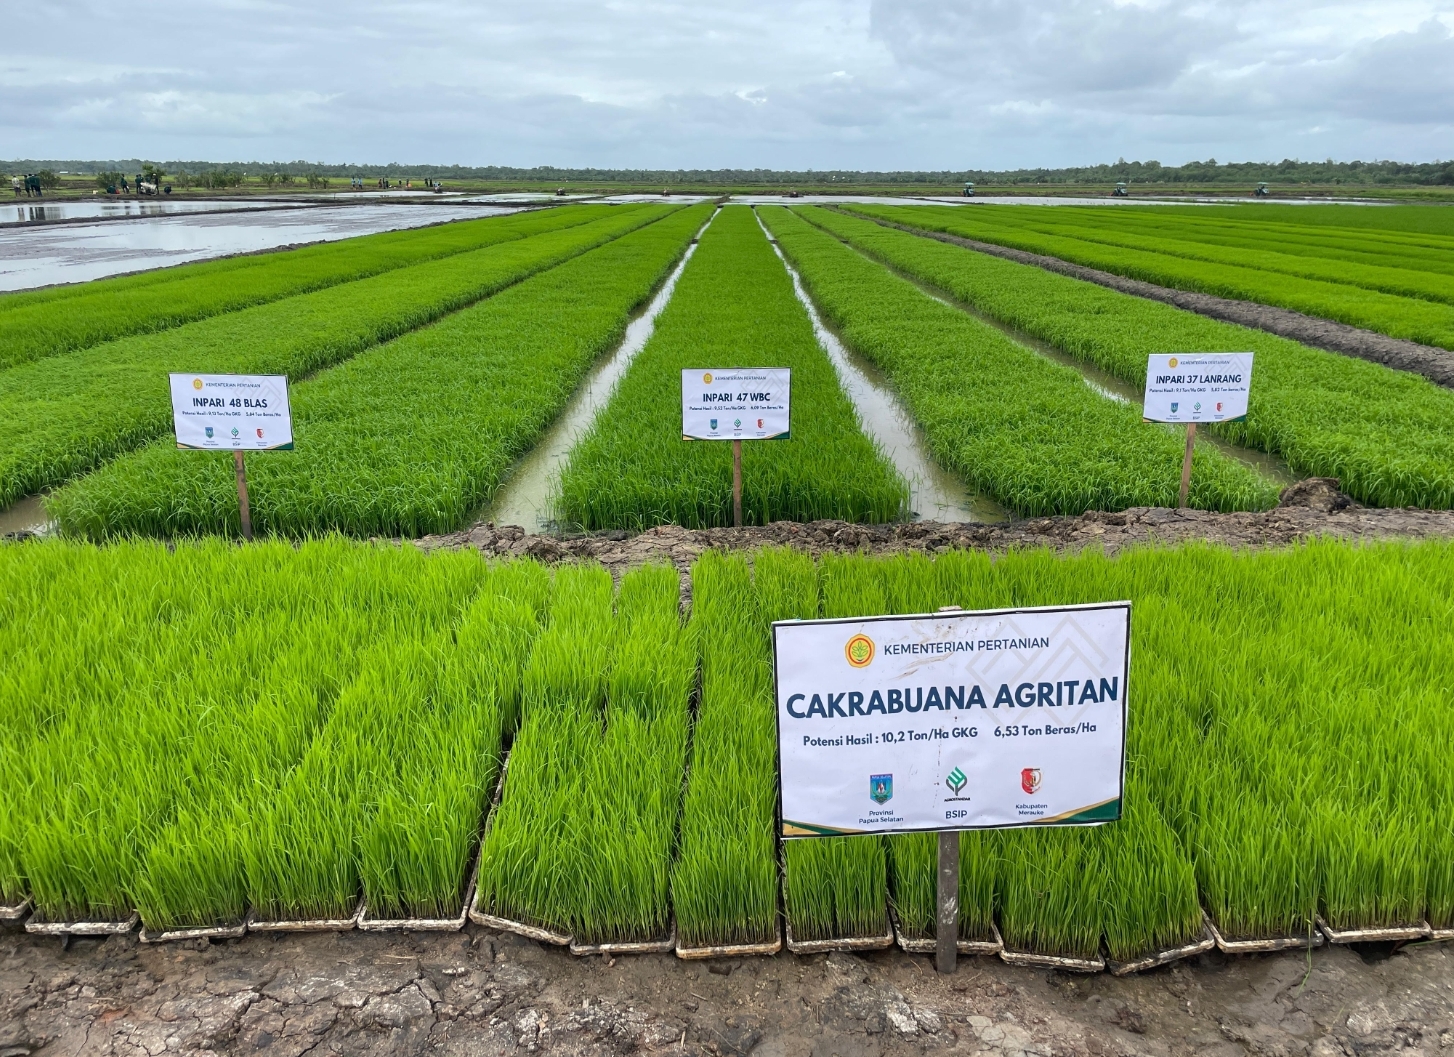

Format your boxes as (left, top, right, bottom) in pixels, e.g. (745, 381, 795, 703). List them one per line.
(946, 766, 967, 795)
(845, 633, 875, 668)
(870, 774, 893, 805)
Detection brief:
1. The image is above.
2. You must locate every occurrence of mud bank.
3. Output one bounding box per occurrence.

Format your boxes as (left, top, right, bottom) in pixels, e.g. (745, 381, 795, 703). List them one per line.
(3, 925, 1453, 1056)
(416, 479, 1454, 575)
(862, 216, 1454, 391)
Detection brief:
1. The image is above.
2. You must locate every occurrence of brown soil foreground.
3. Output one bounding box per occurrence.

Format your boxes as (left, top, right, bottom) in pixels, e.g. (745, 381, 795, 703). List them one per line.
(860, 216, 1454, 390)
(3, 925, 1452, 1056)
(416, 480, 1454, 575)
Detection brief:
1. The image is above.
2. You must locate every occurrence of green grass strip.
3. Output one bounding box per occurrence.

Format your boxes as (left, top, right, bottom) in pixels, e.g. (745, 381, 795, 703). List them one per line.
(759, 206, 1276, 515)
(847, 203, 1454, 351)
(48, 203, 713, 539)
(555, 205, 909, 529)
(808, 205, 1454, 509)
(0, 206, 617, 369)
(0, 204, 669, 510)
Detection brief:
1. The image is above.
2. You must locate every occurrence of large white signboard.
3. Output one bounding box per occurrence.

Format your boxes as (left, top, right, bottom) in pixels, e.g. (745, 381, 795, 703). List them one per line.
(773, 603, 1129, 837)
(170, 374, 293, 450)
(1142, 353, 1253, 424)
(682, 368, 790, 441)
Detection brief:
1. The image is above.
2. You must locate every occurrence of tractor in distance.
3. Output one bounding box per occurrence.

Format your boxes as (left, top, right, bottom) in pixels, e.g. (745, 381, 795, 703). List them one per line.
(962, 181, 974, 197)
(1112, 181, 1129, 197)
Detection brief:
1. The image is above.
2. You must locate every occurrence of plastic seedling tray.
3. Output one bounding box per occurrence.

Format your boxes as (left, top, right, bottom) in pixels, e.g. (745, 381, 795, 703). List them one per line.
(467, 752, 574, 945)
(784, 917, 894, 954)
(1106, 915, 1216, 976)
(0, 897, 32, 926)
(999, 946, 1105, 973)
(1430, 926, 1454, 942)
(1206, 915, 1325, 953)
(25, 909, 139, 936)
(1316, 916, 1431, 945)
(891, 911, 1003, 956)
(245, 898, 364, 933)
(140, 918, 247, 944)
(571, 919, 677, 956)
(360, 850, 477, 933)
(675, 923, 782, 960)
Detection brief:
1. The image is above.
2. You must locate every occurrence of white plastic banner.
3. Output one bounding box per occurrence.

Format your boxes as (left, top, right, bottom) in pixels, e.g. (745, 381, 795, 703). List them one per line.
(170, 374, 294, 450)
(773, 603, 1129, 837)
(1142, 353, 1253, 423)
(681, 368, 790, 441)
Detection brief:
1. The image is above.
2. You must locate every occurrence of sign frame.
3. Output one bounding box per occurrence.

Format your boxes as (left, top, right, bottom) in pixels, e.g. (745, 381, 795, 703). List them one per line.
(169, 373, 295, 451)
(1141, 352, 1253, 425)
(770, 601, 1131, 840)
(681, 367, 791, 442)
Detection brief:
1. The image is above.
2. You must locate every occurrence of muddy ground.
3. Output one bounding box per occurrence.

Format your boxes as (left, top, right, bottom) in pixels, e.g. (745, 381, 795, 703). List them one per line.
(416, 480, 1454, 578)
(4, 924, 1454, 1056)
(860, 214, 1454, 390)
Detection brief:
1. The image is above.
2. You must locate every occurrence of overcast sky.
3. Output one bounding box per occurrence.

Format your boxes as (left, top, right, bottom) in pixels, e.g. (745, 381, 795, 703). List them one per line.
(4, 0, 1450, 170)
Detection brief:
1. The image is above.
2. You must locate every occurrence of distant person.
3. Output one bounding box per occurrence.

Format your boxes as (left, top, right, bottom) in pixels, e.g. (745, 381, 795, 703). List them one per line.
(11, 175, 19, 197)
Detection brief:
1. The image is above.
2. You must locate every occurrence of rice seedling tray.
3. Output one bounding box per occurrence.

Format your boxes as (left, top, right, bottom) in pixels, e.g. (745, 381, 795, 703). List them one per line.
(999, 947, 1106, 973)
(891, 912, 1003, 956)
(359, 852, 477, 933)
(784, 917, 894, 954)
(570, 919, 677, 956)
(139, 919, 247, 944)
(675, 924, 783, 960)
(1206, 916, 1326, 954)
(1106, 919, 1217, 976)
(1316, 916, 1431, 945)
(244, 898, 365, 933)
(25, 910, 139, 936)
(0, 898, 32, 925)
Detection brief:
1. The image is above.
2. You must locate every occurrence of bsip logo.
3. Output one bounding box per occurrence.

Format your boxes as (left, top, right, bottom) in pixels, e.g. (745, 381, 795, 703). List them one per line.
(945, 767, 967, 795)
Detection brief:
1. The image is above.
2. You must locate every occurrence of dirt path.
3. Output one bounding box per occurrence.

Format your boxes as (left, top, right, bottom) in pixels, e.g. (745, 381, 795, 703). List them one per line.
(415, 480, 1454, 576)
(4, 924, 1452, 1056)
(857, 214, 1454, 390)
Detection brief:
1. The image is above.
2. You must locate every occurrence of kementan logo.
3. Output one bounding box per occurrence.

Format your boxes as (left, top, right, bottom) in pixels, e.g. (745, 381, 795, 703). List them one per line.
(845, 634, 875, 668)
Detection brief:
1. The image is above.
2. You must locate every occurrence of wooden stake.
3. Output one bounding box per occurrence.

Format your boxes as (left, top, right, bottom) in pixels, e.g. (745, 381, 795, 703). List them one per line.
(732, 439, 743, 528)
(936, 830, 958, 973)
(234, 450, 253, 541)
(1177, 422, 1197, 509)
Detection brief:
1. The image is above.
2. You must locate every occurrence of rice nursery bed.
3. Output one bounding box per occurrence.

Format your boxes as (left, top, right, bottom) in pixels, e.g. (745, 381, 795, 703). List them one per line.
(851, 203, 1454, 351)
(811, 206, 1454, 510)
(49, 204, 713, 539)
(2, 535, 1451, 961)
(0, 204, 612, 369)
(555, 205, 909, 530)
(0, 203, 672, 510)
(758, 206, 1277, 517)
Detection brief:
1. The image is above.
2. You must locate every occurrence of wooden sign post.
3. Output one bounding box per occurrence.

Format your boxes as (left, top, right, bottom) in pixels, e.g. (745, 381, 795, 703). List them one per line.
(234, 451, 254, 541)
(1178, 423, 1197, 509)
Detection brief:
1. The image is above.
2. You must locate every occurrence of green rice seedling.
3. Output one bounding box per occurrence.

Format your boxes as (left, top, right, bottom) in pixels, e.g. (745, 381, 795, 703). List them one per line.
(803, 206, 1454, 510)
(671, 547, 817, 947)
(996, 826, 1105, 958)
(758, 206, 1276, 515)
(51, 204, 711, 540)
(0, 204, 672, 511)
(555, 205, 909, 529)
(846, 203, 1454, 350)
(0, 205, 618, 368)
(782, 553, 890, 942)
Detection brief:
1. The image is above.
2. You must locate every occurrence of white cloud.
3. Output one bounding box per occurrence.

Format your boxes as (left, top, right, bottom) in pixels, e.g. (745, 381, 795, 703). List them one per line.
(1, 0, 1449, 168)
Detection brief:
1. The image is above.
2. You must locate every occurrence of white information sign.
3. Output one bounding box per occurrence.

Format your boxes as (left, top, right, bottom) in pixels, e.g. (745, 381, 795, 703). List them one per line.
(773, 603, 1129, 837)
(1142, 353, 1253, 423)
(169, 374, 294, 450)
(681, 368, 790, 441)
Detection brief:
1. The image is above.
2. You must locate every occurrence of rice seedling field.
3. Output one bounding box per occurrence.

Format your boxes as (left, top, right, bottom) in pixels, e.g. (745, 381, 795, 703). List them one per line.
(2, 536, 1452, 957)
(799, 205, 1454, 510)
(47, 203, 712, 539)
(758, 206, 1278, 516)
(845, 202, 1454, 351)
(0, 205, 615, 369)
(0, 203, 671, 510)
(554, 205, 909, 530)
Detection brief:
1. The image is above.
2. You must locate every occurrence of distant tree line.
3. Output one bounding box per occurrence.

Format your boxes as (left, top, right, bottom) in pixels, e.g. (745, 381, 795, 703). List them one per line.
(6, 157, 1454, 186)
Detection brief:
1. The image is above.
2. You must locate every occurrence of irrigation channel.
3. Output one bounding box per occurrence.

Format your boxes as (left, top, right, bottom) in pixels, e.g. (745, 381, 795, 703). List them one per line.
(813, 210, 1302, 491)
